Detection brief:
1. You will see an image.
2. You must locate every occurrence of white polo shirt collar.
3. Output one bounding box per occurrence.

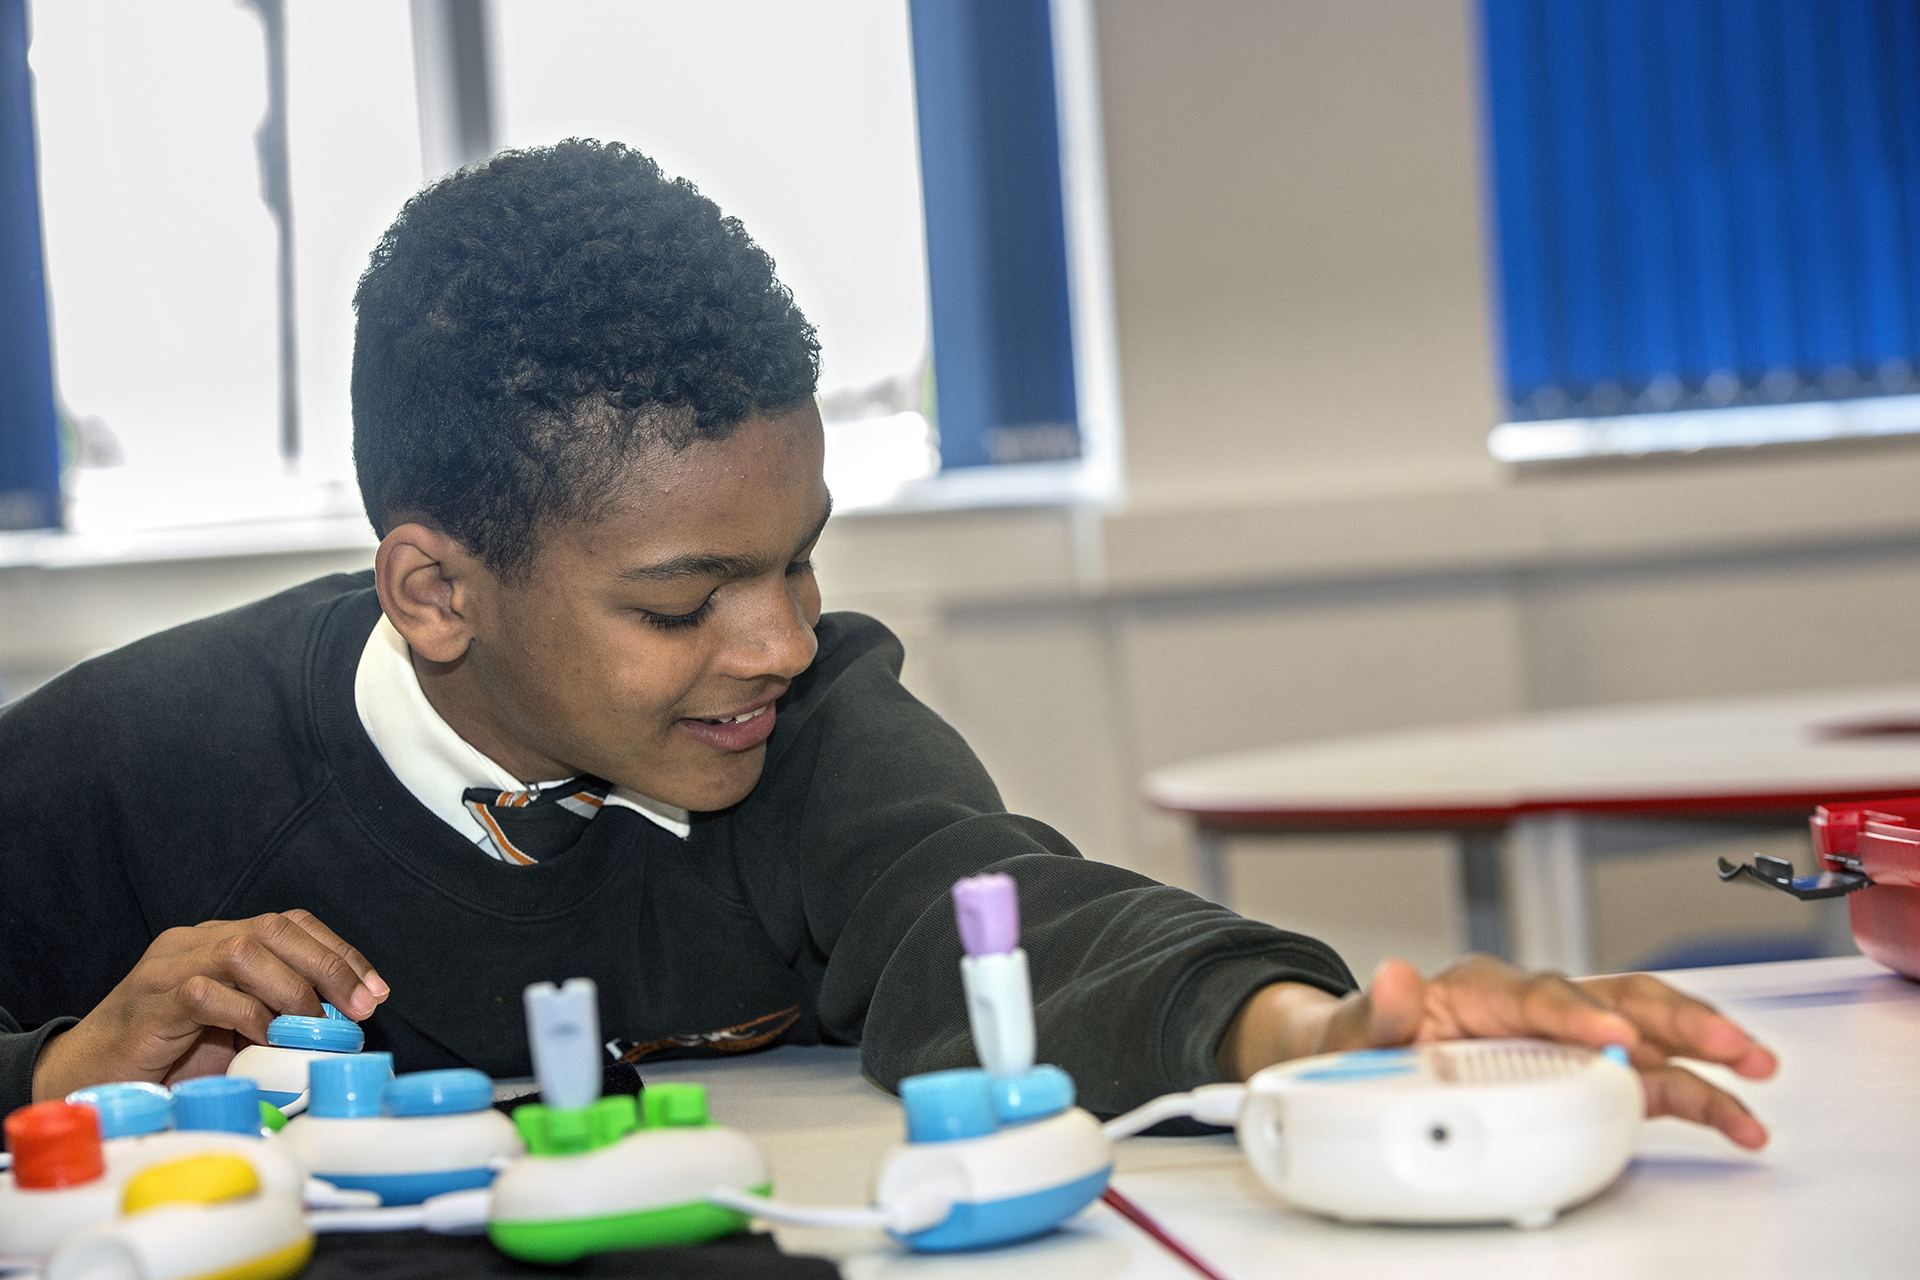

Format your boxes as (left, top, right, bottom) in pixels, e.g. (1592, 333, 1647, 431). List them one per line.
(352, 614, 691, 852)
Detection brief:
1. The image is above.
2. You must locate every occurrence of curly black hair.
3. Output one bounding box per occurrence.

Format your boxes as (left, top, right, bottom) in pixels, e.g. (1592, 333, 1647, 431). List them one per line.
(351, 139, 820, 578)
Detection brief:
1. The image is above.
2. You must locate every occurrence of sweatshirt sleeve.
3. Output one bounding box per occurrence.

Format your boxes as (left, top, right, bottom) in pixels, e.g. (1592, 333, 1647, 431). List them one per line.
(747, 612, 1357, 1118)
(0, 1009, 76, 1117)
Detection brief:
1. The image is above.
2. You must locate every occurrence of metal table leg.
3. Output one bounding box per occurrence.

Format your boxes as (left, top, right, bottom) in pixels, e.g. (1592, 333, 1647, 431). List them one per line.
(1456, 829, 1509, 960)
(1194, 826, 1230, 906)
(1505, 812, 1595, 975)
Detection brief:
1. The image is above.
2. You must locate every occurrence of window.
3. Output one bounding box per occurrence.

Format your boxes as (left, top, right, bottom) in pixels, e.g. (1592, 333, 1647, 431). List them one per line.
(3, 0, 1121, 548)
(1479, 0, 1920, 463)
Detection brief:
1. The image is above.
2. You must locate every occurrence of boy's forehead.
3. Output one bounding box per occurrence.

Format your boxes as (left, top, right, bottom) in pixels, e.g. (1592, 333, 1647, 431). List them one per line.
(541, 408, 827, 570)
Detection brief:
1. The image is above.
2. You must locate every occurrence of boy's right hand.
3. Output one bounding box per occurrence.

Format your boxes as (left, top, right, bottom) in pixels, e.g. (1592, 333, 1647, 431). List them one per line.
(29, 910, 388, 1103)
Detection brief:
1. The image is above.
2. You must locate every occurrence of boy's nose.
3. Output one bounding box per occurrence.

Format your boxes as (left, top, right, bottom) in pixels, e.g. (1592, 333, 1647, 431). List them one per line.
(722, 581, 818, 682)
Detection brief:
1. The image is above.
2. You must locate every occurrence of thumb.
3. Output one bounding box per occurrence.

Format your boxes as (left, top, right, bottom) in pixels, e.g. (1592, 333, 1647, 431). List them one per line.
(1321, 958, 1426, 1052)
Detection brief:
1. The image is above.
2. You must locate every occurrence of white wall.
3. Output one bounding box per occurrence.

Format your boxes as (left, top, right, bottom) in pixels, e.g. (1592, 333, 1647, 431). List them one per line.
(7, 0, 1917, 978)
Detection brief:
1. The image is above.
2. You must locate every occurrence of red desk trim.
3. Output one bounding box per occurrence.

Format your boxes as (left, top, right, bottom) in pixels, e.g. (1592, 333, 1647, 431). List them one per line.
(1160, 782, 1920, 833)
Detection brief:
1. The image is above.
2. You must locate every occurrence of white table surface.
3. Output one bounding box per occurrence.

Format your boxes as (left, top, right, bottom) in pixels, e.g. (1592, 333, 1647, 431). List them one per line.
(1144, 683, 1920, 822)
(643, 955, 1920, 1279)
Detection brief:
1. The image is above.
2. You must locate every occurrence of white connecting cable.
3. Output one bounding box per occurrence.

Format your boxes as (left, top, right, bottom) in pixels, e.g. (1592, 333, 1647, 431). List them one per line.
(1102, 1084, 1246, 1141)
(307, 1188, 492, 1235)
(707, 1186, 953, 1235)
(303, 1179, 380, 1210)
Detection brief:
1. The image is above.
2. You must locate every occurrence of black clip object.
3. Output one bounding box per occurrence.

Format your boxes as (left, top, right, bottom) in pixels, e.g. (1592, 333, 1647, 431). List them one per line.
(1716, 854, 1871, 900)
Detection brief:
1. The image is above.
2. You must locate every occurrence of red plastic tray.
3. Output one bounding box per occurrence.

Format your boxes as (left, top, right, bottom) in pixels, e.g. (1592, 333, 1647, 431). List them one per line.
(1811, 797, 1920, 980)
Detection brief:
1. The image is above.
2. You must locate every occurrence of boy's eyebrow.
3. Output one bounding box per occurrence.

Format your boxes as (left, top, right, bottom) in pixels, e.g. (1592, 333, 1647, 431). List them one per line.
(618, 497, 834, 583)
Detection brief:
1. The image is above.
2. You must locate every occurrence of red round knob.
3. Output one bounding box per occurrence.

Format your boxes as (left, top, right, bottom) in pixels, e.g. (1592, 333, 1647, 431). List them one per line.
(4, 1100, 105, 1188)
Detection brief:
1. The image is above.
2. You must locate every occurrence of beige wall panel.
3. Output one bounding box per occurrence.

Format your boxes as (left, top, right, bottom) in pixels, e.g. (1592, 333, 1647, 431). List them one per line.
(1519, 546, 1920, 709)
(1095, 0, 1499, 493)
(923, 603, 1138, 875)
(1224, 832, 1465, 981)
(0, 551, 373, 699)
(1118, 583, 1526, 774)
(813, 507, 1080, 603)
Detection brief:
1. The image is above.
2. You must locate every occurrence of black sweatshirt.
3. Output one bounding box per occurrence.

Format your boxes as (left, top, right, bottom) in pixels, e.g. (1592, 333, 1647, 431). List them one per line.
(0, 572, 1354, 1117)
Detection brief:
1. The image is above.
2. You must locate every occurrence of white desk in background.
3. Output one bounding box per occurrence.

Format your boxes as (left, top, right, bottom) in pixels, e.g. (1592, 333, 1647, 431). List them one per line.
(644, 956, 1920, 1279)
(1144, 684, 1920, 975)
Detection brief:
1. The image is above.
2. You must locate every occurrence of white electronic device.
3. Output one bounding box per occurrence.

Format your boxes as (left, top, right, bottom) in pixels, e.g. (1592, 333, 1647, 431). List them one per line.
(1106, 1038, 1643, 1229)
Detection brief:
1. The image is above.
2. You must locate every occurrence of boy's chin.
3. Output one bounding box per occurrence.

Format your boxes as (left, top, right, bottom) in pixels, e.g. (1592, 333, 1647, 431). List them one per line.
(638, 749, 767, 814)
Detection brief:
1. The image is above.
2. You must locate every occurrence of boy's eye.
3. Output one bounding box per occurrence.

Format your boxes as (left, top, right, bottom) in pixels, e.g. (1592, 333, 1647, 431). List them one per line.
(637, 597, 715, 630)
(786, 557, 814, 577)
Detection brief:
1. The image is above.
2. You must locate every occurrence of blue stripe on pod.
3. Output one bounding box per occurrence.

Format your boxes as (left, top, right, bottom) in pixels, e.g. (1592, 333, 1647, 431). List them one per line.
(317, 1165, 497, 1206)
(897, 1166, 1111, 1253)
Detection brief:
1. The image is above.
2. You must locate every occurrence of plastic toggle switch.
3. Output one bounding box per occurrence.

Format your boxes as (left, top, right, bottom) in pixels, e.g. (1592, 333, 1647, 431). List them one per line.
(383, 1069, 494, 1118)
(173, 1077, 264, 1136)
(901, 1069, 999, 1144)
(513, 1095, 639, 1156)
(5, 1102, 106, 1189)
(991, 1066, 1075, 1126)
(67, 1083, 173, 1141)
(308, 1054, 396, 1120)
(265, 1005, 365, 1053)
(640, 1083, 710, 1129)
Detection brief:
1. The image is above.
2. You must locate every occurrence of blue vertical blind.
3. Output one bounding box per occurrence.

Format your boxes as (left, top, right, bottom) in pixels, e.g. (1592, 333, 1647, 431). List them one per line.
(0, 0, 59, 529)
(1482, 0, 1920, 424)
(909, 0, 1081, 469)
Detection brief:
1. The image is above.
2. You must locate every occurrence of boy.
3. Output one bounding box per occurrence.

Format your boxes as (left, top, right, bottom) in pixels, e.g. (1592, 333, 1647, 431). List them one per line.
(0, 142, 1771, 1146)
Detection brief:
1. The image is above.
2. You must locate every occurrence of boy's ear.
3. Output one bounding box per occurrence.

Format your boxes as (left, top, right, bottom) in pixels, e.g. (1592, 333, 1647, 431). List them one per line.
(374, 522, 487, 665)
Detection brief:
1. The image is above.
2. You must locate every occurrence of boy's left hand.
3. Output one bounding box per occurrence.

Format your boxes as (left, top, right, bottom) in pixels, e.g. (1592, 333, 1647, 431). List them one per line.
(1218, 955, 1777, 1150)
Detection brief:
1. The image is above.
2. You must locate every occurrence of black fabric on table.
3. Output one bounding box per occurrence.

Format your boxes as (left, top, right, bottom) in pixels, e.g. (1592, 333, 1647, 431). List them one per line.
(304, 1230, 838, 1280)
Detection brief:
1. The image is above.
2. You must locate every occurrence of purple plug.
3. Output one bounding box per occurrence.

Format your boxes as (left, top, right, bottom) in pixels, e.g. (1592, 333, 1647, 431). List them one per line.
(953, 873, 1020, 956)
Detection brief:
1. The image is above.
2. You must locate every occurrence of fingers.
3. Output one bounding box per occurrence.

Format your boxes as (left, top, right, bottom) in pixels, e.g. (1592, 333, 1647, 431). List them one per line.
(1639, 1062, 1769, 1150)
(177, 973, 280, 1046)
(1427, 955, 1640, 1052)
(1579, 973, 1777, 1080)
(204, 930, 331, 1024)
(161, 1027, 241, 1088)
(233, 912, 383, 1019)
(1318, 958, 1426, 1051)
(283, 909, 390, 1003)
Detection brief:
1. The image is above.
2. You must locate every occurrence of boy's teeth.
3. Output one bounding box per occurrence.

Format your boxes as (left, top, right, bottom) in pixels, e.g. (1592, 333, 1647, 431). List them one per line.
(704, 706, 767, 725)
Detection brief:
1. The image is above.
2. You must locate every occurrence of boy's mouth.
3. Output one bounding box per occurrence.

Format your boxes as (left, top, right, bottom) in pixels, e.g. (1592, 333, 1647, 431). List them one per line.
(677, 700, 778, 751)
(697, 705, 769, 726)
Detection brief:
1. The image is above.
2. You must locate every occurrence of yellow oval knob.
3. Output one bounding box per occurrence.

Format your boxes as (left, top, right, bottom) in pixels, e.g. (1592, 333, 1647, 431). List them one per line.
(122, 1152, 260, 1214)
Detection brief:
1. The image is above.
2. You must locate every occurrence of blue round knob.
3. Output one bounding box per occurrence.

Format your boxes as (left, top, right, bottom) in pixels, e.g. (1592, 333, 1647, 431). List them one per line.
(266, 1008, 364, 1053)
(383, 1069, 492, 1117)
(900, 1068, 998, 1143)
(67, 1082, 173, 1139)
(173, 1076, 261, 1135)
(309, 1052, 395, 1119)
(991, 1065, 1075, 1125)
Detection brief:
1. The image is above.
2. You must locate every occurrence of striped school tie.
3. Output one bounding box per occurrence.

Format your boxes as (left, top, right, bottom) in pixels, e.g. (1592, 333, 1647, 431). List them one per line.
(461, 778, 611, 865)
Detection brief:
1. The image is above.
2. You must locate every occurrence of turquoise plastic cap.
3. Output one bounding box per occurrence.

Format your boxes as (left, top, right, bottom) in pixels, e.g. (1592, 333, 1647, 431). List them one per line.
(991, 1065, 1074, 1125)
(67, 1082, 173, 1139)
(384, 1069, 492, 1117)
(1601, 1044, 1630, 1068)
(173, 1076, 261, 1135)
(309, 1052, 395, 1119)
(266, 1008, 365, 1053)
(901, 1068, 998, 1143)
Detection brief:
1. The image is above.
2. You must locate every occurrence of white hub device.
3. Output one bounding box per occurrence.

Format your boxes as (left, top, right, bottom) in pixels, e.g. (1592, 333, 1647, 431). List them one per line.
(1242, 1040, 1642, 1227)
(1107, 1038, 1643, 1229)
